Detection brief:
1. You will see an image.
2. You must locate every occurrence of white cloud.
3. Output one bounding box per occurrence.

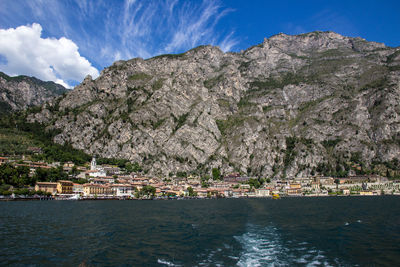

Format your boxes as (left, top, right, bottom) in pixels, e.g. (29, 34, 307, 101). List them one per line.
(0, 23, 99, 88)
(0, 1, 239, 69)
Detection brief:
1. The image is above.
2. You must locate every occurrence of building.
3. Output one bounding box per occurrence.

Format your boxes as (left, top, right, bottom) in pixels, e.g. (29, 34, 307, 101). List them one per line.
(342, 189, 350, 195)
(311, 181, 320, 191)
(0, 157, 7, 165)
(255, 188, 270, 197)
(83, 183, 113, 196)
(90, 177, 115, 184)
(319, 177, 335, 185)
(27, 147, 42, 154)
(240, 184, 251, 189)
(88, 157, 107, 177)
(63, 161, 75, 168)
(287, 183, 302, 195)
(222, 188, 233, 197)
(90, 157, 97, 171)
(348, 175, 383, 183)
(359, 191, 373, 196)
(57, 180, 74, 194)
(73, 183, 84, 195)
(223, 173, 251, 183)
(195, 188, 208, 198)
(49, 162, 61, 168)
(111, 184, 134, 197)
(35, 182, 58, 195)
(103, 166, 121, 175)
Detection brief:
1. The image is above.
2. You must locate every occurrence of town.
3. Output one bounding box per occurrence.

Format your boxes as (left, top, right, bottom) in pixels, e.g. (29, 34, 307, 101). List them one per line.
(1, 155, 400, 200)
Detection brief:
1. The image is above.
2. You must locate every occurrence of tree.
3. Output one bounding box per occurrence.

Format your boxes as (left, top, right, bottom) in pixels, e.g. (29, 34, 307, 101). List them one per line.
(1, 190, 12, 196)
(187, 186, 196, 197)
(33, 166, 67, 182)
(33, 167, 49, 182)
(141, 185, 156, 198)
(201, 181, 209, 188)
(125, 162, 142, 173)
(0, 164, 35, 187)
(212, 168, 221, 180)
(0, 164, 17, 185)
(14, 188, 34, 196)
(70, 166, 79, 176)
(18, 168, 34, 187)
(334, 178, 340, 190)
(134, 190, 140, 198)
(0, 184, 12, 195)
(248, 178, 261, 189)
(176, 171, 187, 178)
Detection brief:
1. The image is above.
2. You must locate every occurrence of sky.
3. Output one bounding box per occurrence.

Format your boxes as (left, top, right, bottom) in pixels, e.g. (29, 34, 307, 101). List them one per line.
(0, 0, 399, 88)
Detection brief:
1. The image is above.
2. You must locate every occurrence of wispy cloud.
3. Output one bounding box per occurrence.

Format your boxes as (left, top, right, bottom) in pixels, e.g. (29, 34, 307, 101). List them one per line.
(163, 0, 228, 53)
(282, 9, 358, 37)
(0, 0, 238, 70)
(219, 31, 239, 52)
(310, 9, 359, 36)
(282, 23, 307, 35)
(114, 0, 238, 59)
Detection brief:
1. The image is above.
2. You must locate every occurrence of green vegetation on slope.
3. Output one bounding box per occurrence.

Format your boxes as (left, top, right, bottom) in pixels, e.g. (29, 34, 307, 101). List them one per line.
(0, 111, 91, 165)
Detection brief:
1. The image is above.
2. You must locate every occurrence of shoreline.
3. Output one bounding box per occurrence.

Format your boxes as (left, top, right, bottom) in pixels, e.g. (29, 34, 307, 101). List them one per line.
(1, 194, 398, 201)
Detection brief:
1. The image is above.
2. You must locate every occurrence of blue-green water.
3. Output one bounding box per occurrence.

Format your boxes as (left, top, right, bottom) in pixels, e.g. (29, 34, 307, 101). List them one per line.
(1, 196, 400, 266)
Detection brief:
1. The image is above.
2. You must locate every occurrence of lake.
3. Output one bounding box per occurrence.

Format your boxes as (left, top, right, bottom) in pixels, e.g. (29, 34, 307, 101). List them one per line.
(1, 196, 400, 266)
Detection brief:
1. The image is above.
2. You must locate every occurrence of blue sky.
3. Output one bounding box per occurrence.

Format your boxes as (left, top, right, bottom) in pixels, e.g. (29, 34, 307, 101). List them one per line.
(0, 0, 399, 87)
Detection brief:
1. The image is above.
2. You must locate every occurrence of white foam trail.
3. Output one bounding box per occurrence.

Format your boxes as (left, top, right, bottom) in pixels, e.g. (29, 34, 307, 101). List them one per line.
(157, 259, 180, 266)
(234, 224, 287, 266)
(234, 224, 336, 267)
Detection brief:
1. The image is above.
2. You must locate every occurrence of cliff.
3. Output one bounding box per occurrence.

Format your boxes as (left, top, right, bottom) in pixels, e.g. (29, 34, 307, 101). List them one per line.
(28, 31, 400, 178)
(0, 72, 67, 113)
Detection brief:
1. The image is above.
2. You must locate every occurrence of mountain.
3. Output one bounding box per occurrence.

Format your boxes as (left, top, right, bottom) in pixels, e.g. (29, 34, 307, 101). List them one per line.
(0, 72, 67, 114)
(27, 31, 400, 178)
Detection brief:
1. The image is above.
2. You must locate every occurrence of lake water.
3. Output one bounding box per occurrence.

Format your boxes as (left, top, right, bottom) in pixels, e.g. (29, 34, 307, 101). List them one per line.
(1, 196, 400, 266)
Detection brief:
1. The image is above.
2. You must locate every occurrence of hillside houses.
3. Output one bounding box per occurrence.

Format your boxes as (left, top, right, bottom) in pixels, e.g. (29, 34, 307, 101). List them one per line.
(1, 155, 399, 199)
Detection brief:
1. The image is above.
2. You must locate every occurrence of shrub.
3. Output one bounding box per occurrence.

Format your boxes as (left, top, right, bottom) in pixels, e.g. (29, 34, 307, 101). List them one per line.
(128, 73, 152, 81)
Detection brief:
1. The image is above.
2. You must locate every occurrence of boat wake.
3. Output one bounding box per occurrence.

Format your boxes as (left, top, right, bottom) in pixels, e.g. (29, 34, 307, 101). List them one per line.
(158, 223, 345, 266)
(234, 224, 340, 266)
(157, 258, 181, 266)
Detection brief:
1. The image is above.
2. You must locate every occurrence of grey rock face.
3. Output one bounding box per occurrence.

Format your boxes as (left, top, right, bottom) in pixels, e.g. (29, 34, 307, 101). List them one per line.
(0, 72, 67, 113)
(28, 31, 400, 178)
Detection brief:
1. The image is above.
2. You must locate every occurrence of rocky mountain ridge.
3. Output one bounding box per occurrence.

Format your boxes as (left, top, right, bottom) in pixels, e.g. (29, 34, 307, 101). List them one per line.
(28, 31, 400, 178)
(0, 72, 67, 113)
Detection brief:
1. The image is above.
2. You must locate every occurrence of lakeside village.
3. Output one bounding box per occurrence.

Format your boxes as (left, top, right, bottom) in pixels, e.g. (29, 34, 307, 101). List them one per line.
(1, 155, 400, 201)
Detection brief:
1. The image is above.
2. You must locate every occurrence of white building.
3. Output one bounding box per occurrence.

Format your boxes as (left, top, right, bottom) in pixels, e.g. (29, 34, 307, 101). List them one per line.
(111, 184, 134, 197)
(73, 183, 84, 195)
(91, 157, 97, 171)
(255, 188, 270, 197)
(89, 157, 107, 177)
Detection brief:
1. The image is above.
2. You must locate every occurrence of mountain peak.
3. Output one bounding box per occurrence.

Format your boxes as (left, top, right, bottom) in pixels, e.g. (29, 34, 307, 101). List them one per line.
(27, 32, 400, 178)
(0, 71, 67, 113)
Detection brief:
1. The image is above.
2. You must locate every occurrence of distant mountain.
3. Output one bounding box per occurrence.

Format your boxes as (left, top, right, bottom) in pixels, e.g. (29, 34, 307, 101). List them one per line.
(27, 31, 400, 178)
(0, 72, 67, 114)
